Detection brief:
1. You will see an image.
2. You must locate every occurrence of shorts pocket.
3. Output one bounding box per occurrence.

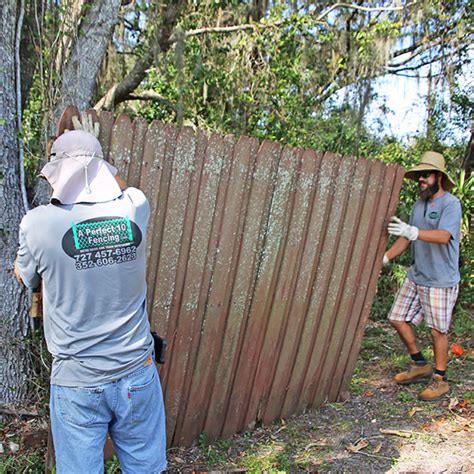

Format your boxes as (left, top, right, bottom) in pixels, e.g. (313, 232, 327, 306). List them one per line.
(128, 365, 157, 424)
(56, 386, 103, 427)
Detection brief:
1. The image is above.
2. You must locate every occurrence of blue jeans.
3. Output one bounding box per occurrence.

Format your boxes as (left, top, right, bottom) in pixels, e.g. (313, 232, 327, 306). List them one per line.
(50, 361, 166, 474)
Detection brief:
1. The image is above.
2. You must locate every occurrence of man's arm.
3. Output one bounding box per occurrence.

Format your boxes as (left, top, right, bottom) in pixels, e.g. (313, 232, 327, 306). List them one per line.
(16, 226, 41, 289)
(385, 236, 411, 261)
(388, 216, 452, 245)
(417, 229, 452, 244)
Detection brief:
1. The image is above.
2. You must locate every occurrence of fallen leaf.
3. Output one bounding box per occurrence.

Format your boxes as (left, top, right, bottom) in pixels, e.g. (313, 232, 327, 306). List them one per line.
(21, 429, 48, 449)
(408, 407, 422, 417)
(451, 343, 463, 356)
(380, 429, 412, 438)
(174, 457, 185, 463)
(347, 438, 369, 453)
(364, 390, 374, 397)
(448, 397, 459, 410)
(9, 441, 19, 453)
(373, 442, 382, 454)
(459, 400, 469, 408)
(304, 438, 328, 450)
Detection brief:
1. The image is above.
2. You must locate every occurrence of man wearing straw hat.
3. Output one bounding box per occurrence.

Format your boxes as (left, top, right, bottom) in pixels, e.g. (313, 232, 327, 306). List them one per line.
(383, 151, 461, 401)
(14, 128, 166, 472)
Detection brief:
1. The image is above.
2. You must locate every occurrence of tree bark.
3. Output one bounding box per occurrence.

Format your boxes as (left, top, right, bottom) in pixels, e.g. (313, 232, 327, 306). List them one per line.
(51, 0, 122, 126)
(0, 0, 33, 406)
(33, 0, 123, 207)
(20, 0, 45, 108)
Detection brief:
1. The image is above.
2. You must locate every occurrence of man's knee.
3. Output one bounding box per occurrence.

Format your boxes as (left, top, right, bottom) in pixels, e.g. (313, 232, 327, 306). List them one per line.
(430, 327, 447, 339)
(389, 319, 406, 330)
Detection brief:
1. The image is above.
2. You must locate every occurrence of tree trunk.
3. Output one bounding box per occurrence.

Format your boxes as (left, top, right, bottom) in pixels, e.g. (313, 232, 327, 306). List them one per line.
(0, 0, 33, 406)
(51, 0, 122, 126)
(20, 0, 45, 108)
(32, 0, 123, 206)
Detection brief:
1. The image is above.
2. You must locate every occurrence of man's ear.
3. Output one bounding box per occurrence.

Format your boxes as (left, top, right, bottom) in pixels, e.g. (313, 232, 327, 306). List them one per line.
(437, 172, 444, 187)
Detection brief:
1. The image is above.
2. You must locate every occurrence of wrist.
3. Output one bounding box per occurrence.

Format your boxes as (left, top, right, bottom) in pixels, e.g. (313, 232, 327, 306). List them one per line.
(408, 225, 418, 241)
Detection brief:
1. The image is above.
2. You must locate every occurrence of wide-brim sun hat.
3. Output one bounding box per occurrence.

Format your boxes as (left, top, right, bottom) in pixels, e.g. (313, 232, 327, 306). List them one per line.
(405, 150, 456, 191)
(40, 130, 122, 205)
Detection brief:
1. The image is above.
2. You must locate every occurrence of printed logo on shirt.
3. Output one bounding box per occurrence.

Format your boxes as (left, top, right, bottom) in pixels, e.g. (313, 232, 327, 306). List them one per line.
(62, 216, 142, 271)
(428, 211, 439, 219)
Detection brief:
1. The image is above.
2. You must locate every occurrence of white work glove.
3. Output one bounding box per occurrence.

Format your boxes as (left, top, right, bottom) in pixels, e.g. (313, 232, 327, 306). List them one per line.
(388, 216, 418, 241)
(382, 254, 390, 267)
(71, 112, 100, 137)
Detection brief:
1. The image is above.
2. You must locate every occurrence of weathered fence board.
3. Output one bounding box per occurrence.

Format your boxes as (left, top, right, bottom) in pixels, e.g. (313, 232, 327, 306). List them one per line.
(57, 108, 404, 447)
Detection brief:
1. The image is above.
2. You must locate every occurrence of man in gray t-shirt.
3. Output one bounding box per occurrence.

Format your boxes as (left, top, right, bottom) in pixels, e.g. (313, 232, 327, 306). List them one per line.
(383, 151, 461, 402)
(15, 130, 166, 473)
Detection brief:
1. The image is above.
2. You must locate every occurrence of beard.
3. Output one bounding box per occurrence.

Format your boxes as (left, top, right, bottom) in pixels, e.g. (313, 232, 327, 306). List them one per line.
(420, 181, 439, 200)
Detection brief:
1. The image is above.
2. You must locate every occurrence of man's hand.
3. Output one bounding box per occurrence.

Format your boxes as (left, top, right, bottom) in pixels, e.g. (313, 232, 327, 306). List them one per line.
(71, 112, 100, 137)
(13, 259, 24, 285)
(388, 216, 418, 241)
(115, 175, 127, 190)
(382, 254, 390, 267)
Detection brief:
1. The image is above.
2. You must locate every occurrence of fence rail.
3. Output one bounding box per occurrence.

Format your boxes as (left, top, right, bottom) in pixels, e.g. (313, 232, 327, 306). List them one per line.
(58, 107, 405, 447)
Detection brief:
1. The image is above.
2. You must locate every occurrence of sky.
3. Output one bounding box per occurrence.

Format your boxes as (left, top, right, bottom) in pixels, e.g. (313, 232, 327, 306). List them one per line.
(366, 55, 473, 144)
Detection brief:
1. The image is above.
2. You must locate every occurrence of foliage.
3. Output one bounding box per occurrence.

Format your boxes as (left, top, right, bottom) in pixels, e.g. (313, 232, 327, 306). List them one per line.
(126, 1, 472, 142)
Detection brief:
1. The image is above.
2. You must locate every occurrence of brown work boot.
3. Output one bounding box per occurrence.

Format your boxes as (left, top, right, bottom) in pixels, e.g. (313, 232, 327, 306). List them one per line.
(418, 374, 449, 401)
(393, 362, 432, 385)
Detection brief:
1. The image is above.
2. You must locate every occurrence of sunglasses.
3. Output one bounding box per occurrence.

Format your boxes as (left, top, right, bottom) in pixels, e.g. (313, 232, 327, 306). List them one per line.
(416, 170, 437, 179)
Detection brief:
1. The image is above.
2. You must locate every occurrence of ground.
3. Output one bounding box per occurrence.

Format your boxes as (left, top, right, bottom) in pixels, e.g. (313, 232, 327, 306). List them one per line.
(1, 316, 472, 473)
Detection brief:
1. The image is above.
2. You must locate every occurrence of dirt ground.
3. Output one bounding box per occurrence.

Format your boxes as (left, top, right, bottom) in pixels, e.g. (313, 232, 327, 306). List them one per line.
(163, 319, 473, 473)
(1, 319, 472, 473)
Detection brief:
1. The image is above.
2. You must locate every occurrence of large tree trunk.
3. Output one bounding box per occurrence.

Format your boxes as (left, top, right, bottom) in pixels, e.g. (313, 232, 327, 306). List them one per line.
(20, 0, 45, 108)
(51, 0, 122, 125)
(0, 0, 33, 406)
(32, 0, 123, 206)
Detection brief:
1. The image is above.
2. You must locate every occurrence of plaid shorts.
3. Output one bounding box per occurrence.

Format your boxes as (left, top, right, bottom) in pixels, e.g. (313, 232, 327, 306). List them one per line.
(389, 278, 459, 333)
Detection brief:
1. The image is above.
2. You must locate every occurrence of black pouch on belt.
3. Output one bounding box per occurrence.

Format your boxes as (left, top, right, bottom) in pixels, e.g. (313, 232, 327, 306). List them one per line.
(151, 332, 167, 364)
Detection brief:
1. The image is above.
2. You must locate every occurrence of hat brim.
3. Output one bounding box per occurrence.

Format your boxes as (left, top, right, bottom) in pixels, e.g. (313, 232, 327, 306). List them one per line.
(405, 164, 455, 191)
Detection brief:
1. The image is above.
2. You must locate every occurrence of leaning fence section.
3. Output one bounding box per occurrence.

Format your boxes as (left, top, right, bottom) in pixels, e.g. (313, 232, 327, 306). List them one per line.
(59, 107, 404, 447)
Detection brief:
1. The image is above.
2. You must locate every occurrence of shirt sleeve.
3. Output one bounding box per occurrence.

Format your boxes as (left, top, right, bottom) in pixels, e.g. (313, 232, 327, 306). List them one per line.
(16, 226, 41, 289)
(125, 188, 150, 221)
(438, 199, 462, 241)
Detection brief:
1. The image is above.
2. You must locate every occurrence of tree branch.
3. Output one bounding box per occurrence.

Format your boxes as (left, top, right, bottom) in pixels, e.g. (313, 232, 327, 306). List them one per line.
(95, 1, 186, 111)
(315, 2, 414, 22)
(124, 90, 177, 110)
(184, 23, 257, 37)
(386, 53, 454, 73)
(388, 32, 464, 68)
(183, 2, 414, 38)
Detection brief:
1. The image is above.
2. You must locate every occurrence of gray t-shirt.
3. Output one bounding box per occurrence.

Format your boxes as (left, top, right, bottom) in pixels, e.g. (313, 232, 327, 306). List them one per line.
(407, 192, 461, 288)
(16, 188, 154, 386)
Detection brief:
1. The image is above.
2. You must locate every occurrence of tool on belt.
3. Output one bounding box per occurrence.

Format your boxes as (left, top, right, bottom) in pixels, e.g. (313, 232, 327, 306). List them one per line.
(151, 332, 167, 364)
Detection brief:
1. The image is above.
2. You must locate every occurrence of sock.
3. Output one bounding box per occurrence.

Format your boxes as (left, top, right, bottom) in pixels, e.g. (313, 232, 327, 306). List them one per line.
(434, 368, 446, 380)
(410, 351, 427, 365)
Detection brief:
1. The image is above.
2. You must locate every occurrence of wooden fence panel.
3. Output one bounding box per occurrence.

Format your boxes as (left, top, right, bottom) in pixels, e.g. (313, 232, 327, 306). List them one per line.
(180, 136, 258, 445)
(262, 149, 322, 425)
(57, 109, 404, 447)
(280, 153, 341, 419)
(216, 140, 282, 437)
(146, 124, 177, 322)
(321, 159, 383, 404)
(109, 113, 133, 178)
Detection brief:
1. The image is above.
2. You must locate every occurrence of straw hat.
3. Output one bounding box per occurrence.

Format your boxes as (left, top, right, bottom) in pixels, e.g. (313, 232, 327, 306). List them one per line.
(405, 151, 456, 191)
(40, 130, 122, 205)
